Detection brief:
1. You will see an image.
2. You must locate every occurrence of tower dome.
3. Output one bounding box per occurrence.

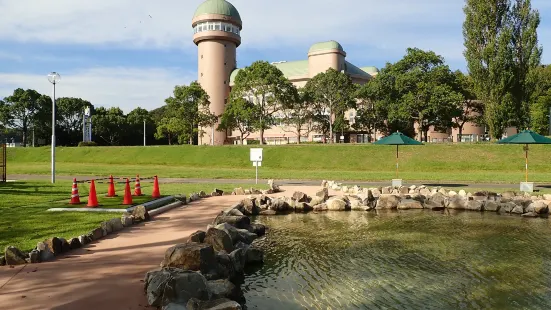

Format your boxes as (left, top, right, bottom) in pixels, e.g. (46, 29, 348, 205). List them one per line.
(308, 40, 344, 54)
(193, 0, 242, 24)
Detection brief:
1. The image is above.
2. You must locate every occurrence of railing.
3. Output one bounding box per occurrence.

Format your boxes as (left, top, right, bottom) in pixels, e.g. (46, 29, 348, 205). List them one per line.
(0, 144, 6, 182)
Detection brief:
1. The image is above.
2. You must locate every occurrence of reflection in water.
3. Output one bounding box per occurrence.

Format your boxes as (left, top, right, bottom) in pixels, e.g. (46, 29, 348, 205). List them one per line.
(243, 211, 551, 309)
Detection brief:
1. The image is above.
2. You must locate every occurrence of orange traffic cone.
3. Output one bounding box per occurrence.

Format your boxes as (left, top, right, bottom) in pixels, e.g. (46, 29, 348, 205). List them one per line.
(123, 178, 133, 205)
(134, 175, 143, 196)
(107, 175, 117, 197)
(87, 180, 99, 208)
(70, 178, 81, 204)
(152, 175, 161, 199)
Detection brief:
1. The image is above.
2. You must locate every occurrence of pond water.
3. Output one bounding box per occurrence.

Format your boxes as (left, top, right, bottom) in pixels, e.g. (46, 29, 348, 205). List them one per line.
(242, 211, 551, 309)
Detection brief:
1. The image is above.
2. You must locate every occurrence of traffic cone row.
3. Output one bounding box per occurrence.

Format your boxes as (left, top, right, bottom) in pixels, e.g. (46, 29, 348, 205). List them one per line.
(71, 175, 161, 208)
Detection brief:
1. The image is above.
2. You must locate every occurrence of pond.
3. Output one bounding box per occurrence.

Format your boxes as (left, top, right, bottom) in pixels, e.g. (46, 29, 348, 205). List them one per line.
(243, 211, 551, 309)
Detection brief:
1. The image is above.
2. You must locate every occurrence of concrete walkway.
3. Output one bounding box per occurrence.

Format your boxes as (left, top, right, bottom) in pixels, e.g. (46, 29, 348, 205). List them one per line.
(8, 174, 551, 190)
(0, 186, 322, 310)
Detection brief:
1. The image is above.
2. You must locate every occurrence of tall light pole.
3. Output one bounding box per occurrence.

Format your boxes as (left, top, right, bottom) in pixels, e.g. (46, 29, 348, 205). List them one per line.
(143, 120, 146, 146)
(47, 72, 61, 183)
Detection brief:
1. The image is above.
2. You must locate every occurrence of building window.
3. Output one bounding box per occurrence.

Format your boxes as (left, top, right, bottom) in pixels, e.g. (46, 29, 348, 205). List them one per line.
(201, 55, 203, 59)
(224, 81, 226, 84)
(214, 23, 221, 31)
(201, 73, 203, 77)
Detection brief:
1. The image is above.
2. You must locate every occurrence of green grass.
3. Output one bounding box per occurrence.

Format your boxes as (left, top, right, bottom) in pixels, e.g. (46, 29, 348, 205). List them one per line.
(0, 180, 262, 255)
(6, 144, 551, 183)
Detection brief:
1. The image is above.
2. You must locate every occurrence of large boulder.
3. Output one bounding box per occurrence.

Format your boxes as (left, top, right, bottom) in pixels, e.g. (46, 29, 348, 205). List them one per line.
(498, 202, 517, 213)
(232, 187, 245, 195)
(376, 195, 400, 210)
(528, 201, 549, 215)
(213, 214, 251, 230)
(207, 279, 242, 301)
(45, 237, 63, 255)
(4, 246, 27, 265)
(313, 203, 328, 211)
(215, 223, 240, 244)
(315, 188, 329, 201)
(326, 198, 348, 211)
(465, 200, 484, 211)
(398, 199, 424, 210)
(269, 198, 292, 213)
(244, 246, 264, 264)
(241, 198, 260, 216)
(144, 268, 211, 307)
(229, 249, 245, 274)
(132, 205, 150, 222)
(187, 298, 242, 310)
(484, 201, 500, 212)
(294, 202, 313, 213)
(292, 191, 309, 203)
(236, 229, 258, 244)
(36, 242, 55, 262)
(309, 196, 325, 207)
(247, 223, 266, 236)
(267, 179, 280, 193)
(425, 193, 447, 210)
(189, 230, 207, 243)
(205, 228, 234, 253)
(160, 243, 217, 275)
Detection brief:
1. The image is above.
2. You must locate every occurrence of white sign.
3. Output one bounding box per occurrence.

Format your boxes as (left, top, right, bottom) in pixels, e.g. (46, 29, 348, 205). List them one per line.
(253, 162, 262, 167)
(250, 148, 263, 162)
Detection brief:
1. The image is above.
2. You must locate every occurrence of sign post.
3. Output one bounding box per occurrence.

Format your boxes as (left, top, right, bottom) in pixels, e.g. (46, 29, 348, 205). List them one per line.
(250, 148, 263, 184)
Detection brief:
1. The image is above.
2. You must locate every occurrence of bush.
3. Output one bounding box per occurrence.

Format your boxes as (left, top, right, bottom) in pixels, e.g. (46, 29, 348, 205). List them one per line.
(78, 141, 98, 147)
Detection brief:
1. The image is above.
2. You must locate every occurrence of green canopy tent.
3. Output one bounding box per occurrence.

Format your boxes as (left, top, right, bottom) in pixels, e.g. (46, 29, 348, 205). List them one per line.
(373, 131, 423, 180)
(496, 130, 551, 183)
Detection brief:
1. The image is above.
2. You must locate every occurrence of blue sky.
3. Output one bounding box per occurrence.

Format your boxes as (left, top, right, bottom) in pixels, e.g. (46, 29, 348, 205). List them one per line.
(0, 0, 550, 113)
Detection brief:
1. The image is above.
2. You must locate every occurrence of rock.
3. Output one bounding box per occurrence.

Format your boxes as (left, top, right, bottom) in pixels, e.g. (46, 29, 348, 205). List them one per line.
(398, 186, 409, 195)
(267, 179, 280, 192)
(215, 223, 240, 243)
(189, 230, 206, 243)
(244, 246, 264, 264)
(207, 279, 241, 300)
(326, 198, 348, 211)
(101, 220, 113, 234)
(376, 195, 401, 210)
(501, 191, 516, 200)
(213, 214, 251, 230)
(247, 223, 266, 236)
(132, 205, 150, 222)
(0, 257, 5, 266)
(144, 267, 211, 307)
(315, 188, 329, 201)
(313, 203, 328, 211)
(163, 303, 187, 310)
(419, 188, 431, 197)
(121, 214, 134, 227)
(249, 188, 262, 195)
(447, 197, 467, 210)
(241, 198, 260, 216)
(543, 194, 551, 201)
(78, 235, 90, 246)
(261, 189, 274, 195)
(498, 202, 517, 213)
(426, 193, 447, 210)
(236, 229, 258, 244)
(36, 242, 55, 262)
(190, 193, 201, 201)
(381, 186, 391, 194)
(4, 246, 27, 265)
(458, 190, 467, 197)
(309, 196, 325, 207)
(448, 191, 458, 197)
(269, 197, 292, 212)
(484, 201, 500, 212)
(225, 208, 244, 217)
(292, 191, 309, 203)
(229, 248, 245, 273)
(205, 228, 234, 253)
(187, 298, 242, 310)
(161, 242, 217, 274)
(321, 180, 328, 188)
(199, 191, 208, 198)
(29, 249, 41, 263)
(529, 201, 549, 215)
(521, 212, 539, 218)
(511, 205, 524, 214)
(69, 238, 81, 250)
(58, 238, 71, 253)
(45, 237, 63, 255)
(233, 187, 245, 195)
(398, 199, 424, 210)
(109, 218, 124, 232)
(349, 197, 366, 211)
(466, 200, 484, 211)
(90, 227, 104, 240)
(260, 209, 277, 215)
(295, 202, 313, 213)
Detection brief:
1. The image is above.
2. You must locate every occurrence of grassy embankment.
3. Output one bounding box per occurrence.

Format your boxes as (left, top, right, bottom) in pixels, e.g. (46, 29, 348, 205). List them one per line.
(6, 144, 551, 183)
(0, 180, 261, 255)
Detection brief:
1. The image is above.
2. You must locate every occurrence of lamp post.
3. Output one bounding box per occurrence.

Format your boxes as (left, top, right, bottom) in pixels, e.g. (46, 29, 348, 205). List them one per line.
(143, 120, 146, 146)
(47, 72, 61, 183)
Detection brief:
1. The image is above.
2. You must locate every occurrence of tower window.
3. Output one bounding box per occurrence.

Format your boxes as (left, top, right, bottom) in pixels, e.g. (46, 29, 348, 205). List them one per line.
(224, 62, 227, 65)
(201, 55, 203, 59)
(201, 73, 203, 77)
(224, 81, 226, 84)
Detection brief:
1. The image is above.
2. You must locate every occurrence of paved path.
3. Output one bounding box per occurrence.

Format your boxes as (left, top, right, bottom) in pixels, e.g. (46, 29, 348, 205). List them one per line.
(7, 174, 551, 190)
(0, 185, 323, 310)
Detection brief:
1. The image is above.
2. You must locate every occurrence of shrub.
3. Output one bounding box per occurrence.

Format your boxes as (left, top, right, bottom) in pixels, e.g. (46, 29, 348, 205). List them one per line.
(78, 141, 98, 147)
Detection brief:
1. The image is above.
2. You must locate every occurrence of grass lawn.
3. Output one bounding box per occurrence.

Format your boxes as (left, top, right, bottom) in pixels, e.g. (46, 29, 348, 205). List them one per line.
(0, 180, 263, 255)
(6, 144, 551, 183)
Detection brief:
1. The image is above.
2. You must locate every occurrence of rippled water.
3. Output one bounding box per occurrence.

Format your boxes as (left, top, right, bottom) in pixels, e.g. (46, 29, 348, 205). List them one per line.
(242, 211, 551, 310)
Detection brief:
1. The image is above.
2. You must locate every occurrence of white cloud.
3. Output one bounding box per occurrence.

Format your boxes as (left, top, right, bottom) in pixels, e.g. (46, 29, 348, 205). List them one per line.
(0, 67, 195, 113)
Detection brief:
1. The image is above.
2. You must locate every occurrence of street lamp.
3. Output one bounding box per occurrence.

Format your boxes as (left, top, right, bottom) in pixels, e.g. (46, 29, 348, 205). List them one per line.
(47, 72, 61, 183)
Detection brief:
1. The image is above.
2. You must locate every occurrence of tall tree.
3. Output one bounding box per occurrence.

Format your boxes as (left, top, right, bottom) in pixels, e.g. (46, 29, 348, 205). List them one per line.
(230, 61, 297, 144)
(280, 88, 314, 144)
(56, 97, 93, 146)
(509, 0, 542, 129)
(0, 100, 10, 132)
(92, 107, 127, 145)
(528, 65, 551, 134)
(3, 88, 50, 146)
(304, 68, 356, 143)
(218, 97, 257, 145)
(355, 80, 389, 142)
(154, 117, 183, 145)
(164, 82, 210, 145)
(127, 107, 152, 145)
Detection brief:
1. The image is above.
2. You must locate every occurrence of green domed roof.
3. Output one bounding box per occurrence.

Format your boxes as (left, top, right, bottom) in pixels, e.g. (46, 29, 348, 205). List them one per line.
(193, 0, 241, 23)
(308, 40, 344, 53)
(361, 66, 379, 74)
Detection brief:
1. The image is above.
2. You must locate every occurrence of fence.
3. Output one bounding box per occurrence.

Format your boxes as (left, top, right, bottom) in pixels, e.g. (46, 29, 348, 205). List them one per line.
(0, 144, 6, 182)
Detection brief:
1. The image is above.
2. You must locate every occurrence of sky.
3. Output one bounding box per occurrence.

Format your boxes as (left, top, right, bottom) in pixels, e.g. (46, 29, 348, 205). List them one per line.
(0, 0, 550, 113)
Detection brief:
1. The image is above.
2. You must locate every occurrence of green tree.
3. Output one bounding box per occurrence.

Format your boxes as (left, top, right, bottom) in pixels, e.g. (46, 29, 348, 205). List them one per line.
(281, 88, 314, 144)
(127, 107, 153, 145)
(3, 88, 51, 146)
(56, 97, 93, 146)
(230, 61, 297, 145)
(164, 81, 210, 145)
(218, 97, 257, 144)
(154, 117, 183, 145)
(355, 81, 388, 142)
(0, 100, 11, 132)
(92, 107, 128, 145)
(528, 65, 551, 134)
(450, 71, 483, 141)
(305, 68, 356, 143)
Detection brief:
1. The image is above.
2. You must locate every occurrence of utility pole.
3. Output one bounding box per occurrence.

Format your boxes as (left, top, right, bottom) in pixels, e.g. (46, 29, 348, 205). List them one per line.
(548, 106, 551, 136)
(143, 120, 146, 146)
